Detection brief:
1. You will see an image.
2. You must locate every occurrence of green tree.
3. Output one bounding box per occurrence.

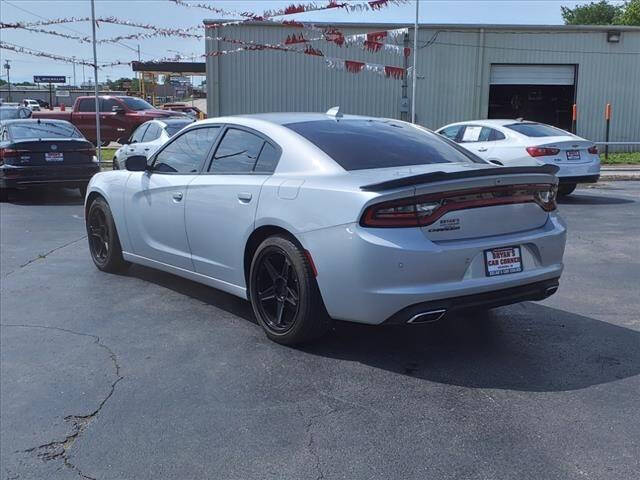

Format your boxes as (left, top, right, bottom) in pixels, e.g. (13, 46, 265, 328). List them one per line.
(615, 0, 640, 25)
(0, 79, 7, 86)
(561, 0, 623, 24)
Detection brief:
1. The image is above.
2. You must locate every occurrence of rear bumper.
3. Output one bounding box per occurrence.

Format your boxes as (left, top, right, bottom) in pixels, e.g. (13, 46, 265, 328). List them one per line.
(558, 174, 599, 184)
(300, 214, 566, 325)
(0, 164, 99, 189)
(382, 278, 559, 324)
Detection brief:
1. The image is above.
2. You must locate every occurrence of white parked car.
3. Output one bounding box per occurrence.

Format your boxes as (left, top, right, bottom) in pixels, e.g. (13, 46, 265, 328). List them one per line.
(112, 118, 194, 169)
(22, 99, 41, 111)
(86, 112, 566, 345)
(436, 120, 600, 195)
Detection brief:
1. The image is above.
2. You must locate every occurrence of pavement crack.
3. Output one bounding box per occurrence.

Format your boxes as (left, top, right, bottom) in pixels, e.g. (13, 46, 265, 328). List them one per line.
(2, 323, 123, 480)
(297, 405, 336, 480)
(3, 235, 87, 278)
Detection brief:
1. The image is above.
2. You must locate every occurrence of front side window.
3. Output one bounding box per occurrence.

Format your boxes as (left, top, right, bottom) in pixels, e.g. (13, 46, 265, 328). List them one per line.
(439, 125, 463, 141)
(130, 123, 149, 143)
(210, 128, 266, 173)
(101, 98, 120, 112)
(152, 127, 220, 174)
(286, 119, 479, 171)
(142, 124, 161, 142)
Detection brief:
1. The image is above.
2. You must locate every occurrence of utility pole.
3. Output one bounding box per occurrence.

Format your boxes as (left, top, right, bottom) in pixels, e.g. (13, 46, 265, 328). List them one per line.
(3, 60, 11, 102)
(411, 0, 419, 124)
(72, 56, 77, 87)
(90, 0, 102, 164)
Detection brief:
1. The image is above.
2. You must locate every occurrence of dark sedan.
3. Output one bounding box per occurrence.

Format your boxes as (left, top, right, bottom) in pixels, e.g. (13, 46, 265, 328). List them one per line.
(0, 119, 100, 201)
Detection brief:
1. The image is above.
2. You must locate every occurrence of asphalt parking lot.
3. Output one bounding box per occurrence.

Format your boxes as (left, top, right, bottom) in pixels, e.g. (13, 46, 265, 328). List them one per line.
(1, 182, 639, 480)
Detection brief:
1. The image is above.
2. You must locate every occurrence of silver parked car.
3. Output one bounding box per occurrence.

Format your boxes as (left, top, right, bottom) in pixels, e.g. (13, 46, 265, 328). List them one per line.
(85, 112, 566, 345)
(112, 118, 194, 169)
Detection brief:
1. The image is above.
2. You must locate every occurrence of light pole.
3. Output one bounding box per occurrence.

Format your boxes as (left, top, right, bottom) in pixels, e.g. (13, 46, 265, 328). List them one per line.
(72, 56, 77, 87)
(411, 0, 419, 124)
(90, 0, 102, 163)
(3, 60, 11, 102)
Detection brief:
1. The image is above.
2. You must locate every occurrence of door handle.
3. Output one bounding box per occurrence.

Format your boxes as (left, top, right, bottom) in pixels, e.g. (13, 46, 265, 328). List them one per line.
(172, 192, 183, 201)
(237, 192, 252, 202)
(477, 147, 488, 152)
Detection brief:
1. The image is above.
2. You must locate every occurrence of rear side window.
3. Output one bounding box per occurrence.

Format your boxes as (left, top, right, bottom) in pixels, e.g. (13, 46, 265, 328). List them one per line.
(153, 127, 220, 174)
(77, 99, 95, 112)
(8, 122, 83, 140)
(285, 119, 478, 171)
(254, 142, 280, 173)
(210, 128, 265, 173)
(101, 98, 120, 112)
(506, 123, 567, 137)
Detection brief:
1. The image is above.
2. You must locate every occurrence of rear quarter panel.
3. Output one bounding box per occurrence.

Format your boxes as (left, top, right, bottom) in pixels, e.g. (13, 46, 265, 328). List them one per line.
(86, 171, 132, 252)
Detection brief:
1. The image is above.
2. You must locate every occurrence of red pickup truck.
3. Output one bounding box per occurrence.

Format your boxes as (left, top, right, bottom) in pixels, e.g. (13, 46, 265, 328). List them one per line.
(33, 96, 185, 146)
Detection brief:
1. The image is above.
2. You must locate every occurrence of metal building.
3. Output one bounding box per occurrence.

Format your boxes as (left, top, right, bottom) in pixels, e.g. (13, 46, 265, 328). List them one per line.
(206, 22, 640, 146)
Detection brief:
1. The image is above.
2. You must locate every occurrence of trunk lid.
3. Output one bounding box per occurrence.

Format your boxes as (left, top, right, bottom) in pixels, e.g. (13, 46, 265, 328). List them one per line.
(532, 136, 596, 164)
(8, 139, 96, 166)
(357, 163, 558, 241)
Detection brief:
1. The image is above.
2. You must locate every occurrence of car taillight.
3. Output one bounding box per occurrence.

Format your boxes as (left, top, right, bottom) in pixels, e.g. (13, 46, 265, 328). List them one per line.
(526, 147, 561, 157)
(587, 145, 598, 154)
(0, 148, 21, 160)
(360, 184, 557, 228)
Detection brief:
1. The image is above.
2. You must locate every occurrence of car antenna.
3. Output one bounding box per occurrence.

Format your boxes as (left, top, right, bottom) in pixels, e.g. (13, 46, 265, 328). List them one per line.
(326, 106, 343, 119)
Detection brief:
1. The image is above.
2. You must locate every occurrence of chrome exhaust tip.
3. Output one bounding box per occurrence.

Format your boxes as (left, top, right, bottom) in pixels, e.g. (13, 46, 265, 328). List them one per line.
(545, 286, 558, 296)
(407, 309, 447, 324)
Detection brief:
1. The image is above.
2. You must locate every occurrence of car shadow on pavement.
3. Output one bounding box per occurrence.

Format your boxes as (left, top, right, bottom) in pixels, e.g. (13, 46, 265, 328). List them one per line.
(122, 263, 640, 393)
(4, 188, 84, 206)
(558, 193, 634, 205)
(302, 303, 640, 392)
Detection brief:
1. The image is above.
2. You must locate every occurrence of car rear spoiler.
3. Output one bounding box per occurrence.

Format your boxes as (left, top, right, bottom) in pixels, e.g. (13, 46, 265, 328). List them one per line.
(360, 164, 560, 192)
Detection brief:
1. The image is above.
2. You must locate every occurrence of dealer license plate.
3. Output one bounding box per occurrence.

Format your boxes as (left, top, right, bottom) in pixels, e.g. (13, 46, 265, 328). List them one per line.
(45, 152, 64, 162)
(566, 150, 581, 161)
(484, 246, 523, 277)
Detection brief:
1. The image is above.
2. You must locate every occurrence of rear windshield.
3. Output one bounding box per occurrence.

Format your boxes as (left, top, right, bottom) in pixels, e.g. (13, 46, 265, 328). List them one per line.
(0, 107, 31, 120)
(120, 97, 154, 111)
(165, 122, 193, 136)
(8, 122, 83, 140)
(505, 123, 568, 137)
(285, 119, 478, 171)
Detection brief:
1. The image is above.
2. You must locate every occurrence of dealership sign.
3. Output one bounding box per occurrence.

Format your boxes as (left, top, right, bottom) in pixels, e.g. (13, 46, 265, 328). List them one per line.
(33, 75, 66, 83)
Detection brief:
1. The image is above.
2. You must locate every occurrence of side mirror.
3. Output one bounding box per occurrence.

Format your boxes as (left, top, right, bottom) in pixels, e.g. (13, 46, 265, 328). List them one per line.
(125, 155, 148, 172)
(112, 105, 126, 114)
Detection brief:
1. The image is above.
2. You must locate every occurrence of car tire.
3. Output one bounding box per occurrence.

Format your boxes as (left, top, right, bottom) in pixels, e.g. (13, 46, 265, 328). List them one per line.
(558, 183, 577, 196)
(249, 235, 330, 345)
(86, 197, 130, 273)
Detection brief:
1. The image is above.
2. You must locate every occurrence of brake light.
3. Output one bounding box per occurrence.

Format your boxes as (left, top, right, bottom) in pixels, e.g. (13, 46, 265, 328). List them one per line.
(587, 145, 598, 154)
(360, 184, 557, 228)
(526, 147, 560, 157)
(0, 148, 22, 160)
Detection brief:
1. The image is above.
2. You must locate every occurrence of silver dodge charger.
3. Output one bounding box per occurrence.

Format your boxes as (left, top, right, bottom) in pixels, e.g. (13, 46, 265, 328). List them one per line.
(85, 111, 567, 345)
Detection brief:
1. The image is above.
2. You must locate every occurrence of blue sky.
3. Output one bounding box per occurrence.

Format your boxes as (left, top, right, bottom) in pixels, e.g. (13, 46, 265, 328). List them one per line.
(0, 0, 617, 83)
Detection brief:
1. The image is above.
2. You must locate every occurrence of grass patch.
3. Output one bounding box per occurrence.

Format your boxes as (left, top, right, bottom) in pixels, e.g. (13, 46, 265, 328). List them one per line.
(600, 152, 640, 165)
(99, 147, 116, 163)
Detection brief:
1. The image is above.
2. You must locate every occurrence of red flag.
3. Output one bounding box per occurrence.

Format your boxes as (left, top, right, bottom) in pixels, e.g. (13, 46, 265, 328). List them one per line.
(366, 31, 387, 42)
(363, 40, 383, 52)
(369, 0, 389, 10)
(384, 66, 405, 79)
(345, 61, 365, 73)
(304, 45, 324, 57)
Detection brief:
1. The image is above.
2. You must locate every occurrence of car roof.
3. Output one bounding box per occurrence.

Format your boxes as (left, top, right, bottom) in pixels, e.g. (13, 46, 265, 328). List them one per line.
(197, 112, 381, 127)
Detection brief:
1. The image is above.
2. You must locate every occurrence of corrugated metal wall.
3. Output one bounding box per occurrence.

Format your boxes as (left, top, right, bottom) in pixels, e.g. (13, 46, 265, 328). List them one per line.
(206, 23, 639, 147)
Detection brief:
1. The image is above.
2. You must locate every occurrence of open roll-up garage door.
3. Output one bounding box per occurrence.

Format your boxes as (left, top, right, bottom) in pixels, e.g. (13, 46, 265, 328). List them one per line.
(490, 65, 576, 85)
(488, 64, 577, 131)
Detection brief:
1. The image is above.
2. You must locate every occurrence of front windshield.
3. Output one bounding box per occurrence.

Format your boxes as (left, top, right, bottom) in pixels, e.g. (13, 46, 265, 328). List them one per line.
(9, 122, 84, 140)
(120, 97, 155, 111)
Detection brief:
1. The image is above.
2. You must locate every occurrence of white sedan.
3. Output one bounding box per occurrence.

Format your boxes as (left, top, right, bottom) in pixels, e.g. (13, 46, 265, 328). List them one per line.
(112, 118, 194, 169)
(436, 120, 600, 195)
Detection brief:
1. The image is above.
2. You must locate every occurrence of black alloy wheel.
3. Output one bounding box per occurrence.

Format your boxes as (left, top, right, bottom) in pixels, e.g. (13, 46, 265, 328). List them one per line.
(254, 250, 300, 333)
(86, 197, 129, 273)
(249, 235, 330, 345)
